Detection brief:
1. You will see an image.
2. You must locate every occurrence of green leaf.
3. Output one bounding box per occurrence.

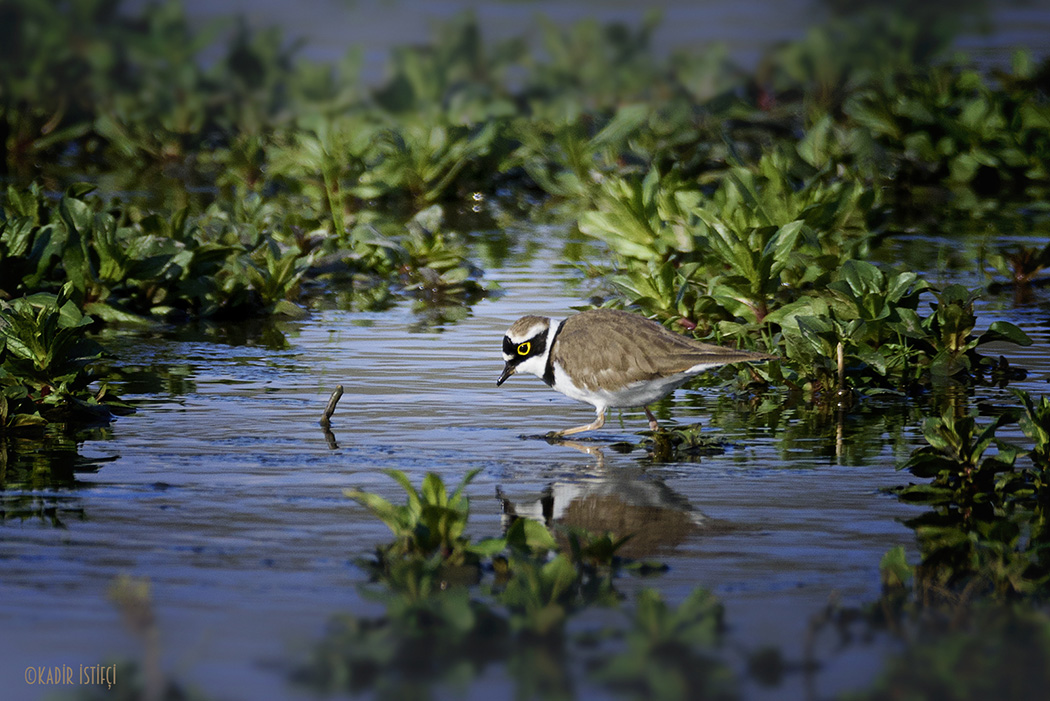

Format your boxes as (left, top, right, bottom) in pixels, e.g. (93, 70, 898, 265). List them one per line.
(343, 488, 402, 532)
(541, 554, 578, 598)
(590, 103, 649, 149)
(421, 472, 448, 507)
(840, 259, 883, 296)
(976, 321, 1032, 347)
(56, 300, 88, 329)
(7, 413, 48, 428)
(506, 518, 558, 552)
(271, 300, 309, 319)
(879, 545, 913, 589)
(65, 183, 97, 200)
(765, 219, 805, 278)
(383, 469, 423, 516)
(467, 537, 507, 558)
(894, 483, 955, 503)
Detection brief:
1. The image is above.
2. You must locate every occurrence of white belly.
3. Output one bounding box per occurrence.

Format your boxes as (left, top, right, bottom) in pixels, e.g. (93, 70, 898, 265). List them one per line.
(552, 364, 697, 410)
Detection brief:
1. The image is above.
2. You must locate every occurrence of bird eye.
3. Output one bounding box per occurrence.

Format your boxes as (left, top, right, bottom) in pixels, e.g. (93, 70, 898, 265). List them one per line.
(517, 342, 531, 356)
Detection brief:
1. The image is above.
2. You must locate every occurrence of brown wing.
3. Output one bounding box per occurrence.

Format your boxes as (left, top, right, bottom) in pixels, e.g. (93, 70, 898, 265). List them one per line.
(553, 309, 773, 392)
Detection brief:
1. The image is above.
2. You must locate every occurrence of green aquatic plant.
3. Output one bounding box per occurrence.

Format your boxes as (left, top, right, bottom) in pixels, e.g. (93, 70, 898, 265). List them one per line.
(577, 166, 686, 263)
(0, 184, 62, 297)
(55, 185, 183, 322)
(308, 468, 734, 698)
(607, 261, 714, 332)
(357, 14, 520, 212)
(896, 408, 1019, 505)
(241, 243, 311, 317)
(5, 176, 496, 325)
(761, 261, 1031, 397)
(878, 544, 915, 598)
(0, 428, 111, 495)
(1016, 390, 1050, 474)
(644, 422, 729, 463)
(768, 259, 930, 395)
(849, 604, 1050, 701)
(178, 195, 314, 319)
(586, 162, 1031, 399)
(763, 265, 1028, 398)
(265, 111, 381, 240)
(496, 552, 592, 637)
(845, 50, 1050, 199)
(292, 589, 512, 699)
(1, 0, 315, 184)
(864, 543, 1050, 694)
(4, 0, 1048, 222)
(526, 13, 664, 108)
(492, 519, 633, 636)
(345, 469, 641, 632)
(298, 576, 733, 701)
(508, 101, 652, 203)
(587, 150, 878, 330)
(366, 109, 503, 210)
(0, 284, 124, 429)
(89, 3, 220, 170)
(4, 180, 493, 326)
(345, 468, 502, 570)
(888, 394, 1050, 599)
(988, 239, 1050, 304)
(0, 0, 130, 174)
(764, 10, 954, 121)
(372, 12, 521, 118)
(0, 184, 326, 322)
(591, 588, 733, 701)
(563, 527, 636, 572)
(274, 99, 508, 223)
(396, 207, 491, 304)
(923, 284, 1031, 379)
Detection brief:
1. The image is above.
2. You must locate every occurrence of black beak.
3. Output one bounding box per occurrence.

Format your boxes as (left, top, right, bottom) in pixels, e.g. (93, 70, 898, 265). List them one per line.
(496, 362, 515, 387)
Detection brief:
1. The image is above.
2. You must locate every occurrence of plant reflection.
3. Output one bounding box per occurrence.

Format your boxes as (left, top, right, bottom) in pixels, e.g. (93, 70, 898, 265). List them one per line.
(0, 430, 115, 525)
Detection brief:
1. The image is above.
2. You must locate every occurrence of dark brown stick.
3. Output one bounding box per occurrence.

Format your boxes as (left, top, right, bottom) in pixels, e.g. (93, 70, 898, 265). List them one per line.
(320, 385, 344, 427)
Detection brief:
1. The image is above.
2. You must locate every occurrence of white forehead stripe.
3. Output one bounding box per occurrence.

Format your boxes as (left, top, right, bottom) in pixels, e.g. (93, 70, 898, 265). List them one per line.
(507, 321, 549, 343)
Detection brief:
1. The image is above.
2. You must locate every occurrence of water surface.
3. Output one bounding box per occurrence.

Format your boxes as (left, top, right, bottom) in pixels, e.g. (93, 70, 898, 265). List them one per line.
(4, 228, 1048, 700)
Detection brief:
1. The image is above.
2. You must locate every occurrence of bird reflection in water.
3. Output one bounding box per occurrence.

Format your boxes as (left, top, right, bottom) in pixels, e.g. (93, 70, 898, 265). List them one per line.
(496, 442, 713, 559)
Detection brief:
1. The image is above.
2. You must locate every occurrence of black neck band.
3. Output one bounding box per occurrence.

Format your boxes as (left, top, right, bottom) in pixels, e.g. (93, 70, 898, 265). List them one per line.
(542, 321, 563, 387)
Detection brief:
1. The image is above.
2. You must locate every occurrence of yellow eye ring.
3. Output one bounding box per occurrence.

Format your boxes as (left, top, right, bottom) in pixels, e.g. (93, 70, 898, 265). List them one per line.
(517, 342, 531, 356)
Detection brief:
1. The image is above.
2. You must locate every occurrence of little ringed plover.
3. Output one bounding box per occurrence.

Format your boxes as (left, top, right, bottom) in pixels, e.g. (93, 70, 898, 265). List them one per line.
(496, 308, 776, 436)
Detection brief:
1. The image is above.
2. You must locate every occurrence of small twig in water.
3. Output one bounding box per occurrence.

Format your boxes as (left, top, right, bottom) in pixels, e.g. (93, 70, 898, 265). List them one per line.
(320, 385, 344, 427)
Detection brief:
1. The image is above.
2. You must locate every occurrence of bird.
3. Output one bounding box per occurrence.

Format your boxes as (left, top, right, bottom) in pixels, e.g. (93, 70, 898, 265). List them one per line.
(496, 308, 777, 436)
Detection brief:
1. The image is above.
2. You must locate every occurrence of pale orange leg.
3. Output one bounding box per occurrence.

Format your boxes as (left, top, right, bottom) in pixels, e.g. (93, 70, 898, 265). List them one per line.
(552, 408, 606, 437)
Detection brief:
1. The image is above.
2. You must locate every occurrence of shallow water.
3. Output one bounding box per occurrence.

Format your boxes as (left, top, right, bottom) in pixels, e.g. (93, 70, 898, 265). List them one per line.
(3, 225, 1049, 700)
